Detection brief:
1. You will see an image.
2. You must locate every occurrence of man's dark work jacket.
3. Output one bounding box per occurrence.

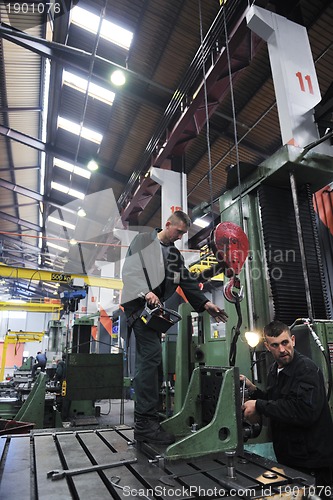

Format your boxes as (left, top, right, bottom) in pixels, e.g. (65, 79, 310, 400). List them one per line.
(253, 350, 333, 469)
(121, 229, 208, 318)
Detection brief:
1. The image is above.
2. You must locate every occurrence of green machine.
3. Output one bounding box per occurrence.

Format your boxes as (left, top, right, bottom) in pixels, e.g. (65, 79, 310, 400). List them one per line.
(59, 352, 124, 422)
(218, 145, 333, 408)
(161, 145, 333, 460)
(47, 319, 66, 357)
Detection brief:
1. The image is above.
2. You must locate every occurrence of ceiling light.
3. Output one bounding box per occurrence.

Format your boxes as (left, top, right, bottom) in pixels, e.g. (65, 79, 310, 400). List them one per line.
(48, 215, 76, 230)
(77, 208, 86, 217)
(245, 331, 261, 348)
(110, 69, 126, 86)
(63, 70, 115, 106)
(192, 201, 211, 220)
(57, 117, 103, 144)
(87, 159, 99, 171)
(193, 218, 210, 228)
(52, 262, 65, 270)
(47, 242, 69, 253)
(51, 181, 85, 200)
(71, 6, 133, 50)
(54, 157, 91, 179)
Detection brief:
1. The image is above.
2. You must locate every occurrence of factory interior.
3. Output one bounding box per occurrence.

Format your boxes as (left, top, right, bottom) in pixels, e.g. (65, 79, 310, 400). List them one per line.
(0, 0, 332, 498)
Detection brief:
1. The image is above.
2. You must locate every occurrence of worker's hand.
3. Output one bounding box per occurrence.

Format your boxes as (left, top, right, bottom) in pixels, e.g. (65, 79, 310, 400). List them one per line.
(144, 291, 161, 308)
(240, 374, 257, 393)
(242, 400, 261, 424)
(204, 301, 228, 323)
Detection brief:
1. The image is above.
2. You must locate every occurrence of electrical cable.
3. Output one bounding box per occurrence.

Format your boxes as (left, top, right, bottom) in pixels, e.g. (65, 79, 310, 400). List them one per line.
(229, 295, 242, 366)
(199, 1, 243, 368)
(222, 6, 244, 229)
(198, 0, 215, 226)
(251, 351, 267, 369)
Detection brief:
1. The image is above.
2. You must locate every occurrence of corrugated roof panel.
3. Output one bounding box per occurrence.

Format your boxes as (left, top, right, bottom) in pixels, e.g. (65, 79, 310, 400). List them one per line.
(0, 163, 14, 183)
(8, 112, 40, 138)
(100, 97, 161, 176)
(21, 230, 41, 250)
(0, 136, 9, 166)
(9, 141, 39, 170)
(3, 48, 41, 107)
(0, 7, 43, 263)
(0, 188, 15, 208)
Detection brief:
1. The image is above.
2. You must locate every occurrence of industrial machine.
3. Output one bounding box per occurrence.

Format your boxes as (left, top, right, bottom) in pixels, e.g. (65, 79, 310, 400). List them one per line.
(0, 330, 45, 382)
(0, 6, 332, 499)
(156, 1, 333, 480)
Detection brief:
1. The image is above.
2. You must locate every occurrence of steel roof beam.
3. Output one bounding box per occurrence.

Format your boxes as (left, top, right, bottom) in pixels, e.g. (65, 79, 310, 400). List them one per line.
(0, 210, 41, 232)
(0, 106, 42, 112)
(0, 236, 41, 255)
(0, 125, 128, 184)
(0, 177, 120, 218)
(0, 177, 43, 201)
(0, 24, 170, 110)
(0, 165, 40, 172)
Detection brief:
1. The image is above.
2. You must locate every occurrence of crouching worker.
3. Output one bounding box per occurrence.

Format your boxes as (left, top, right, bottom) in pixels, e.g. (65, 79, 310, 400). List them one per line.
(241, 320, 333, 499)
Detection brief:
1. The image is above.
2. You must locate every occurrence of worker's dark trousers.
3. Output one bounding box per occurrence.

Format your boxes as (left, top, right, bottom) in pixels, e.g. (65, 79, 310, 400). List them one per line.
(296, 466, 333, 499)
(132, 318, 162, 421)
(32, 363, 46, 377)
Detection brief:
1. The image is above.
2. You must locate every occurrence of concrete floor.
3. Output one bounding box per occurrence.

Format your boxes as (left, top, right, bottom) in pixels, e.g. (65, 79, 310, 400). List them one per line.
(95, 398, 135, 427)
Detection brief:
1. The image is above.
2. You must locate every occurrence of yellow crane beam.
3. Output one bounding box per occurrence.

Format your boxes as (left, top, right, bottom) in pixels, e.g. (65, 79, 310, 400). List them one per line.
(0, 301, 63, 312)
(0, 331, 45, 382)
(0, 265, 123, 290)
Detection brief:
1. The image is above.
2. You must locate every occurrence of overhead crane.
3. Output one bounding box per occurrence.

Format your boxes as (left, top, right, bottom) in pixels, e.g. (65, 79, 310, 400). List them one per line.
(0, 264, 123, 290)
(0, 300, 63, 312)
(0, 331, 45, 382)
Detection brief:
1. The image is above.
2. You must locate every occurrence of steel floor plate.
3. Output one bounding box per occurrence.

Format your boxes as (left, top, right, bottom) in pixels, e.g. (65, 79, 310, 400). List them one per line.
(0, 426, 314, 499)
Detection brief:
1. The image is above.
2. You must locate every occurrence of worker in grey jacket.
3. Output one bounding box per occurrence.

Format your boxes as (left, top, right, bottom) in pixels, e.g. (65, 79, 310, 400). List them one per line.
(122, 210, 228, 445)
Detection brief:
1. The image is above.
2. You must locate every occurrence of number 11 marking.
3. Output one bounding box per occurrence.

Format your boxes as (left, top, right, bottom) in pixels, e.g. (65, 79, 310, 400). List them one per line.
(296, 72, 314, 94)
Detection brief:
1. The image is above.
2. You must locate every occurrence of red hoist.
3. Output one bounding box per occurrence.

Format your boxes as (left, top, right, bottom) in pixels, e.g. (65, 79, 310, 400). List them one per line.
(210, 221, 250, 366)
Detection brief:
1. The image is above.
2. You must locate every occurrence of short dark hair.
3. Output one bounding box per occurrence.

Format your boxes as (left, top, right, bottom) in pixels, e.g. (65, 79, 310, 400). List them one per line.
(264, 320, 291, 338)
(168, 210, 191, 228)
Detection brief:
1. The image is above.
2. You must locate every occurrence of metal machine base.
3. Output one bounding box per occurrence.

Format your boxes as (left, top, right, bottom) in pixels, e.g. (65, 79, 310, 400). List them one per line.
(0, 426, 315, 499)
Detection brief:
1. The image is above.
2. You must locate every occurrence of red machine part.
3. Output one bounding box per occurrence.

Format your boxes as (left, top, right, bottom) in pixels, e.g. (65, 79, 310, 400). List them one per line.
(211, 221, 249, 277)
(223, 276, 244, 303)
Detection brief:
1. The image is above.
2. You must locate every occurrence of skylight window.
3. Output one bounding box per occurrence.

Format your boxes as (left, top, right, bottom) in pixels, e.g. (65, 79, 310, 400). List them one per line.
(193, 218, 210, 228)
(51, 181, 85, 200)
(63, 70, 115, 106)
(54, 157, 91, 179)
(48, 216, 76, 230)
(47, 242, 69, 253)
(57, 117, 103, 144)
(71, 6, 133, 50)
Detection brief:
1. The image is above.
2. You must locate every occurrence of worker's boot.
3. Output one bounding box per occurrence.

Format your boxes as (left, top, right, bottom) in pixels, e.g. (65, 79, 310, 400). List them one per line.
(134, 418, 175, 445)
